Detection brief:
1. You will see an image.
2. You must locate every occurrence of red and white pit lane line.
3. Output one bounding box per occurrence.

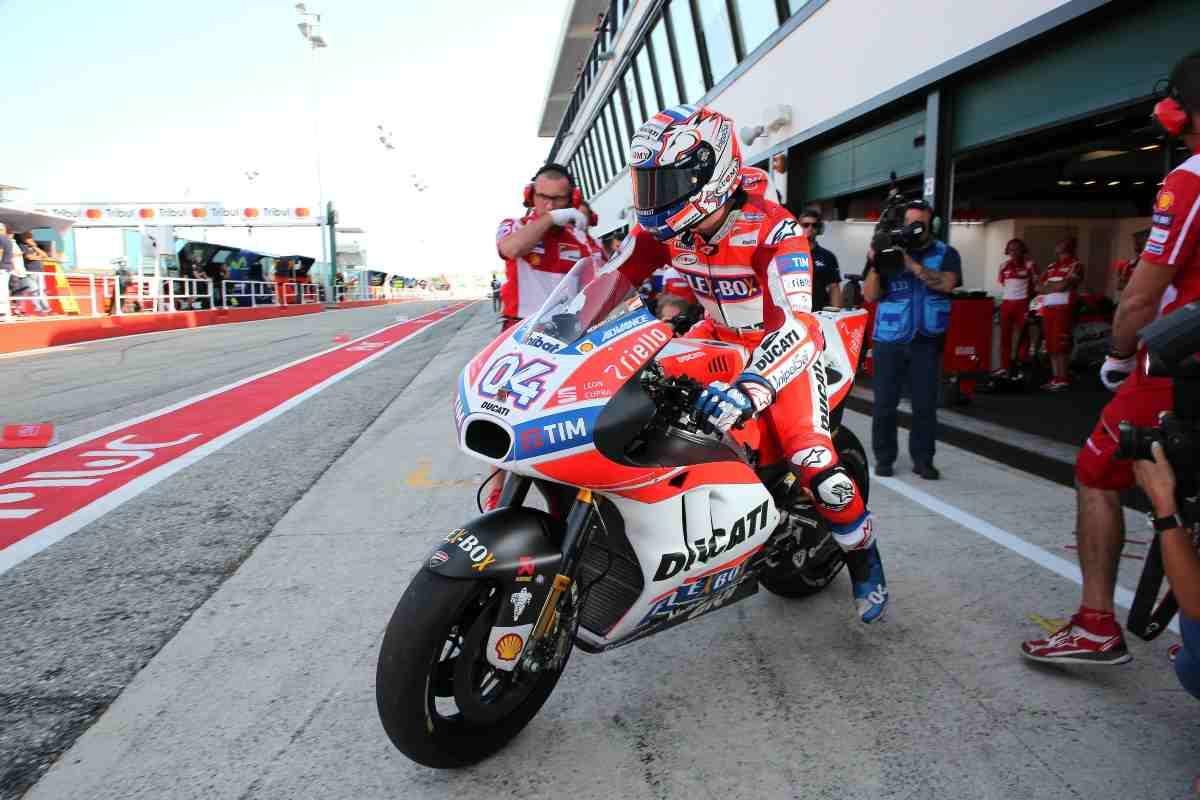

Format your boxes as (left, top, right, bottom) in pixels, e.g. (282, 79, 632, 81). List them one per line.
(0, 302, 471, 575)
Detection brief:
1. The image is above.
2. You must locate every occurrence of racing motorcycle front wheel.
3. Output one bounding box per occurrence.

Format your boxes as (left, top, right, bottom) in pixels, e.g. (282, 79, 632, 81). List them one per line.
(758, 426, 870, 598)
(375, 569, 573, 768)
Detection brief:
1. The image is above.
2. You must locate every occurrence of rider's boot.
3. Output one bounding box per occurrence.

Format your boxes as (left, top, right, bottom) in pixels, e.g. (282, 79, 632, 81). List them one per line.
(807, 464, 889, 623)
(843, 540, 888, 624)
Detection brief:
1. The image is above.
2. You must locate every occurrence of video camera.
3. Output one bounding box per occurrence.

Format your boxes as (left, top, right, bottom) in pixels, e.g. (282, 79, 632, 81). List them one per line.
(1117, 300, 1200, 640)
(869, 173, 931, 278)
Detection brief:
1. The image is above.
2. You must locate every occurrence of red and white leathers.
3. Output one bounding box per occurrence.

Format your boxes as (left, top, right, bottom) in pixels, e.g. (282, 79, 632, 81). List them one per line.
(1078, 151, 1200, 489)
(997, 256, 1037, 370)
(604, 186, 874, 552)
(496, 213, 600, 323)
(1038, 255, 1082, 355)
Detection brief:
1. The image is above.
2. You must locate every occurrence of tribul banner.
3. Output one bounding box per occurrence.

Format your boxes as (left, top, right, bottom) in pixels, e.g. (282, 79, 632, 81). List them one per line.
(33, 203, 320, 227)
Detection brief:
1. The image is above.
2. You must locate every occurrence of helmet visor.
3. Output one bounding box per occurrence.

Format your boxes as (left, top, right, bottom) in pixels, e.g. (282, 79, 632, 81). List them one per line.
(631, 162, 711, 213)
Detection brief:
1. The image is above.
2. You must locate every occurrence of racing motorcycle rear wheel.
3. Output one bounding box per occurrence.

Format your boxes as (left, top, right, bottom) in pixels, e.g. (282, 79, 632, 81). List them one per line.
(375, 569, 573, 768)
(758, 427, 870, 598)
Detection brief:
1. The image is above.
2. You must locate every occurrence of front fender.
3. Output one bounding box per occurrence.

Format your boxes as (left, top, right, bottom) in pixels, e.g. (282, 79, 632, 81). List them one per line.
(426, 507, 564, 581)
(426, 507, 567, 672)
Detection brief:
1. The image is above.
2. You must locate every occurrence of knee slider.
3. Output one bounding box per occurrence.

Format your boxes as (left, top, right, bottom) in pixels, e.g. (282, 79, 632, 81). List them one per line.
(808, 464, 859, 514)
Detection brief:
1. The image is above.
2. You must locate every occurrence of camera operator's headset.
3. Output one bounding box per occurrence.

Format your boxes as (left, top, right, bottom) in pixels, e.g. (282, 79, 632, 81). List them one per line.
(904, 198, 941, 242)
(523, 163, 597, 225)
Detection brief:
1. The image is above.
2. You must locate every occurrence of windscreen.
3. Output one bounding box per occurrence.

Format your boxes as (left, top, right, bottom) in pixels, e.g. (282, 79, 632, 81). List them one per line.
(525, 254, 646, 345)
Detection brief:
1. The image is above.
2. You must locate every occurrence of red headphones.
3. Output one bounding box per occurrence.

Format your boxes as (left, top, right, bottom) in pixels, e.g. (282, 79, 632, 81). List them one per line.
(1154, 71, 1195, 137)
(1154, 94, 1190, 137)
(524, 163, 583, 210)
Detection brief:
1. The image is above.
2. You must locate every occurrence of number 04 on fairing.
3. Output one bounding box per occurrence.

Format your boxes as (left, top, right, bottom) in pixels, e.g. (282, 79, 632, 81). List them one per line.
(375, 254, 871, 768)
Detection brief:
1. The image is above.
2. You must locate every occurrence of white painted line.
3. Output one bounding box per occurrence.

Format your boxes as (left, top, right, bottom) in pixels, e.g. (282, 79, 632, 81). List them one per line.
(0, 304, 467, 476)
(0, 303, 474, 576)
(877, 476, 1180, 635)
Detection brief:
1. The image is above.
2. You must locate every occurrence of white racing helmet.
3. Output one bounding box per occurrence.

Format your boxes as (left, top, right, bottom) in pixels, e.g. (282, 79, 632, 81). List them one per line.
(628, 105, 742, 241)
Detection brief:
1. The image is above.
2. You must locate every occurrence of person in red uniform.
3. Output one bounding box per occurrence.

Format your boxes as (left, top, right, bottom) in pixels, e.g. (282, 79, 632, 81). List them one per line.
(1022, 51, 1200, 664)
(496, 164, 597, 331)
(994, 238, 1037, 376)
(603, 105, 888, 623)
(578, 200, 605, 255)
(1035, 236, 1084, 390)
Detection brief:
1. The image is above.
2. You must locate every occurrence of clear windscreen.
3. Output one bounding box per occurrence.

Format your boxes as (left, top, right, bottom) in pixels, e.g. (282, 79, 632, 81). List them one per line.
(525, 254, 647, 344)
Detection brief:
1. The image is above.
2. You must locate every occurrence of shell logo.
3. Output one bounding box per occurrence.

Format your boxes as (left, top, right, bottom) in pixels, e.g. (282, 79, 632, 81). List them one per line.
(295, 207, 311, 218)
(191, 208, 207, 218)
(138, 208, 155, 219)
(1156, 191, 1175, 212)
(577, 341, 595, 353)
(243, 208, 260, 218)
(85, 209, 103, 219)
(495, 633, 524, 661)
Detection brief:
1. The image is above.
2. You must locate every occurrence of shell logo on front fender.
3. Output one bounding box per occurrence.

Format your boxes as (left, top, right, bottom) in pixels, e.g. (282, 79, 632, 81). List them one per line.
(495, 633, 524, 661)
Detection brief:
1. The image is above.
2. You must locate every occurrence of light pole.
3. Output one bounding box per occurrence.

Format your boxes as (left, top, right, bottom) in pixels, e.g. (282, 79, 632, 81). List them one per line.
(295, 3, 333, 304)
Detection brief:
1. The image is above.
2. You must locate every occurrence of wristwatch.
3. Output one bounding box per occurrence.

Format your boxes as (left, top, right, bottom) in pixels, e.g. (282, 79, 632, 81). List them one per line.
(1153, 512, 1186, 532)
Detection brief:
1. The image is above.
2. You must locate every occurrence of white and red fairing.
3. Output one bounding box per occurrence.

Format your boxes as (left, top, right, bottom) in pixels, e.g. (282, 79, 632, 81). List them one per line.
(453, 259, 865, 648)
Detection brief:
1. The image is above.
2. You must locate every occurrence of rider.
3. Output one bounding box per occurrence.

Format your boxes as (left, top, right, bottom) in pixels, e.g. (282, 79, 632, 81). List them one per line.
(496, 164, 597, 331)
(604, 105, 889, 623)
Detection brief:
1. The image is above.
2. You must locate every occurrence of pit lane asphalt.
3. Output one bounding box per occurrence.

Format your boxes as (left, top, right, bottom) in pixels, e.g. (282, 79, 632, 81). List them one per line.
(6, 303, 1199, 800)
(0, 301, 477, 800)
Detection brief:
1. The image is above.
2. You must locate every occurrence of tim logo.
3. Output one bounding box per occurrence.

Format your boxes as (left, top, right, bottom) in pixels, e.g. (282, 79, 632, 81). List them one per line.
(774, 254, 810, 274)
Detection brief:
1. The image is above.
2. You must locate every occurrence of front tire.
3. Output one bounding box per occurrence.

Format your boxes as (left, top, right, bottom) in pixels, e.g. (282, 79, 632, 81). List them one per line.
(375, 569, 572, 768)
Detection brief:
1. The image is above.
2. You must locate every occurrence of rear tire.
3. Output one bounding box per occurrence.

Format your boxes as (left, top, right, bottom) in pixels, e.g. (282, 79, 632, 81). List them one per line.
(375, 569, 572, 768)
(758, 426, 870, 599)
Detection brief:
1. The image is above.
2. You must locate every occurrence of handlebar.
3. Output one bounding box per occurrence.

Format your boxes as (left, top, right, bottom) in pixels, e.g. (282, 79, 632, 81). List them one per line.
(638, 362, 708, 435)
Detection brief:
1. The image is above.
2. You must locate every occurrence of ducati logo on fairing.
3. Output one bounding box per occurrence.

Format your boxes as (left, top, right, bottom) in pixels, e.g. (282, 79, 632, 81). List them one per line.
(653, 500, 770, 581)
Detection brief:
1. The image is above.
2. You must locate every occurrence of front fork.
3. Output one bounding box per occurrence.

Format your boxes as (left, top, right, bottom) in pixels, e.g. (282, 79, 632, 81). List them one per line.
(484, 481, 596, 673)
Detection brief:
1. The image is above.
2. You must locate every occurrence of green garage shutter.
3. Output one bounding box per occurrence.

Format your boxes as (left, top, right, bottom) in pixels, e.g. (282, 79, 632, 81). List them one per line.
(952, 0, 1200, 152)
(800, 111, 926, 202)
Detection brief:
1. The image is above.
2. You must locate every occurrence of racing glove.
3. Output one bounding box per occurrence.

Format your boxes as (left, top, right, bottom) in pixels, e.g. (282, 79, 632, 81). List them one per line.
(694, 381, 753, 434)
(694, 374, 775, 434)
(1100, 352, 1136, 392)
(549, 208, 588, 229)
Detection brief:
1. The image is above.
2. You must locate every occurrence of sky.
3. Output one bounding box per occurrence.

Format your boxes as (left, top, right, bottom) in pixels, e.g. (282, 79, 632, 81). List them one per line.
(0, 0, 571, 276)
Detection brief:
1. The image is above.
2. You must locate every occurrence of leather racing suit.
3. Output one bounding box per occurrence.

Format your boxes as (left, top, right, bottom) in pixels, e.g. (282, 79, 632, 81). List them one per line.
(604, 189, 873, 553)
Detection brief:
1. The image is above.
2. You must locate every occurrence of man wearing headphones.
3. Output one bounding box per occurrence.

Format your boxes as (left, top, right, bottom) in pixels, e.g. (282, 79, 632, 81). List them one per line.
(1023, 50, 1200, 665)
(496, 164, 596, 330)
(799, 209, 842, 309)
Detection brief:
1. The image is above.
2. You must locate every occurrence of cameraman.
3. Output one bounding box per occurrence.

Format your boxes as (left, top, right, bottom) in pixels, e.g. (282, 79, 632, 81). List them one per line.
(863, 199, 961, 479)
(1132, 442, 1199, 699)
(1022, 50, 1200, 665)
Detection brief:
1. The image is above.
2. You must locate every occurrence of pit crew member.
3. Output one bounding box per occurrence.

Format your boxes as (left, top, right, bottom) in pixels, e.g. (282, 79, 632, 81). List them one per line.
(1022, 50, 1200, 664)
(496, 164, 596, 331)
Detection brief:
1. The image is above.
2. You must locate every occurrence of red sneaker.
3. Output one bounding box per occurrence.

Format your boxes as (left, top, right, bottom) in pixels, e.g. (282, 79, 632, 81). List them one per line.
(1021, 614, 1131, 665)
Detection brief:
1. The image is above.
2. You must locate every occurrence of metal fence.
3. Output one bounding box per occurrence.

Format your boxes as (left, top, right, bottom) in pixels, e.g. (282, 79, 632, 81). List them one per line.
(2, 270, 332, 322)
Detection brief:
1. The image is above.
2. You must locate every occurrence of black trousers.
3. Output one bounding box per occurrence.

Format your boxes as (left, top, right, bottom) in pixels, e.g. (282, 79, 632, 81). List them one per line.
(871, 335, 943, 467)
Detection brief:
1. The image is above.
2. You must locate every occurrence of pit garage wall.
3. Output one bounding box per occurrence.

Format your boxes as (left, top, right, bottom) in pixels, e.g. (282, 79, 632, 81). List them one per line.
(578, 0, 1080, 232)
(821, 216, 1147, 297)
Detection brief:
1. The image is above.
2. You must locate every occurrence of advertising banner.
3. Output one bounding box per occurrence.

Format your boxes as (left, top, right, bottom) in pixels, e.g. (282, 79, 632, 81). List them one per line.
(33, 202, 320, 227)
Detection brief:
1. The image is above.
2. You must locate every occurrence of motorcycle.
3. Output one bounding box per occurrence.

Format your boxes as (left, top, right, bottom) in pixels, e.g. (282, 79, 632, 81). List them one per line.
(375, 256, 871, 768)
